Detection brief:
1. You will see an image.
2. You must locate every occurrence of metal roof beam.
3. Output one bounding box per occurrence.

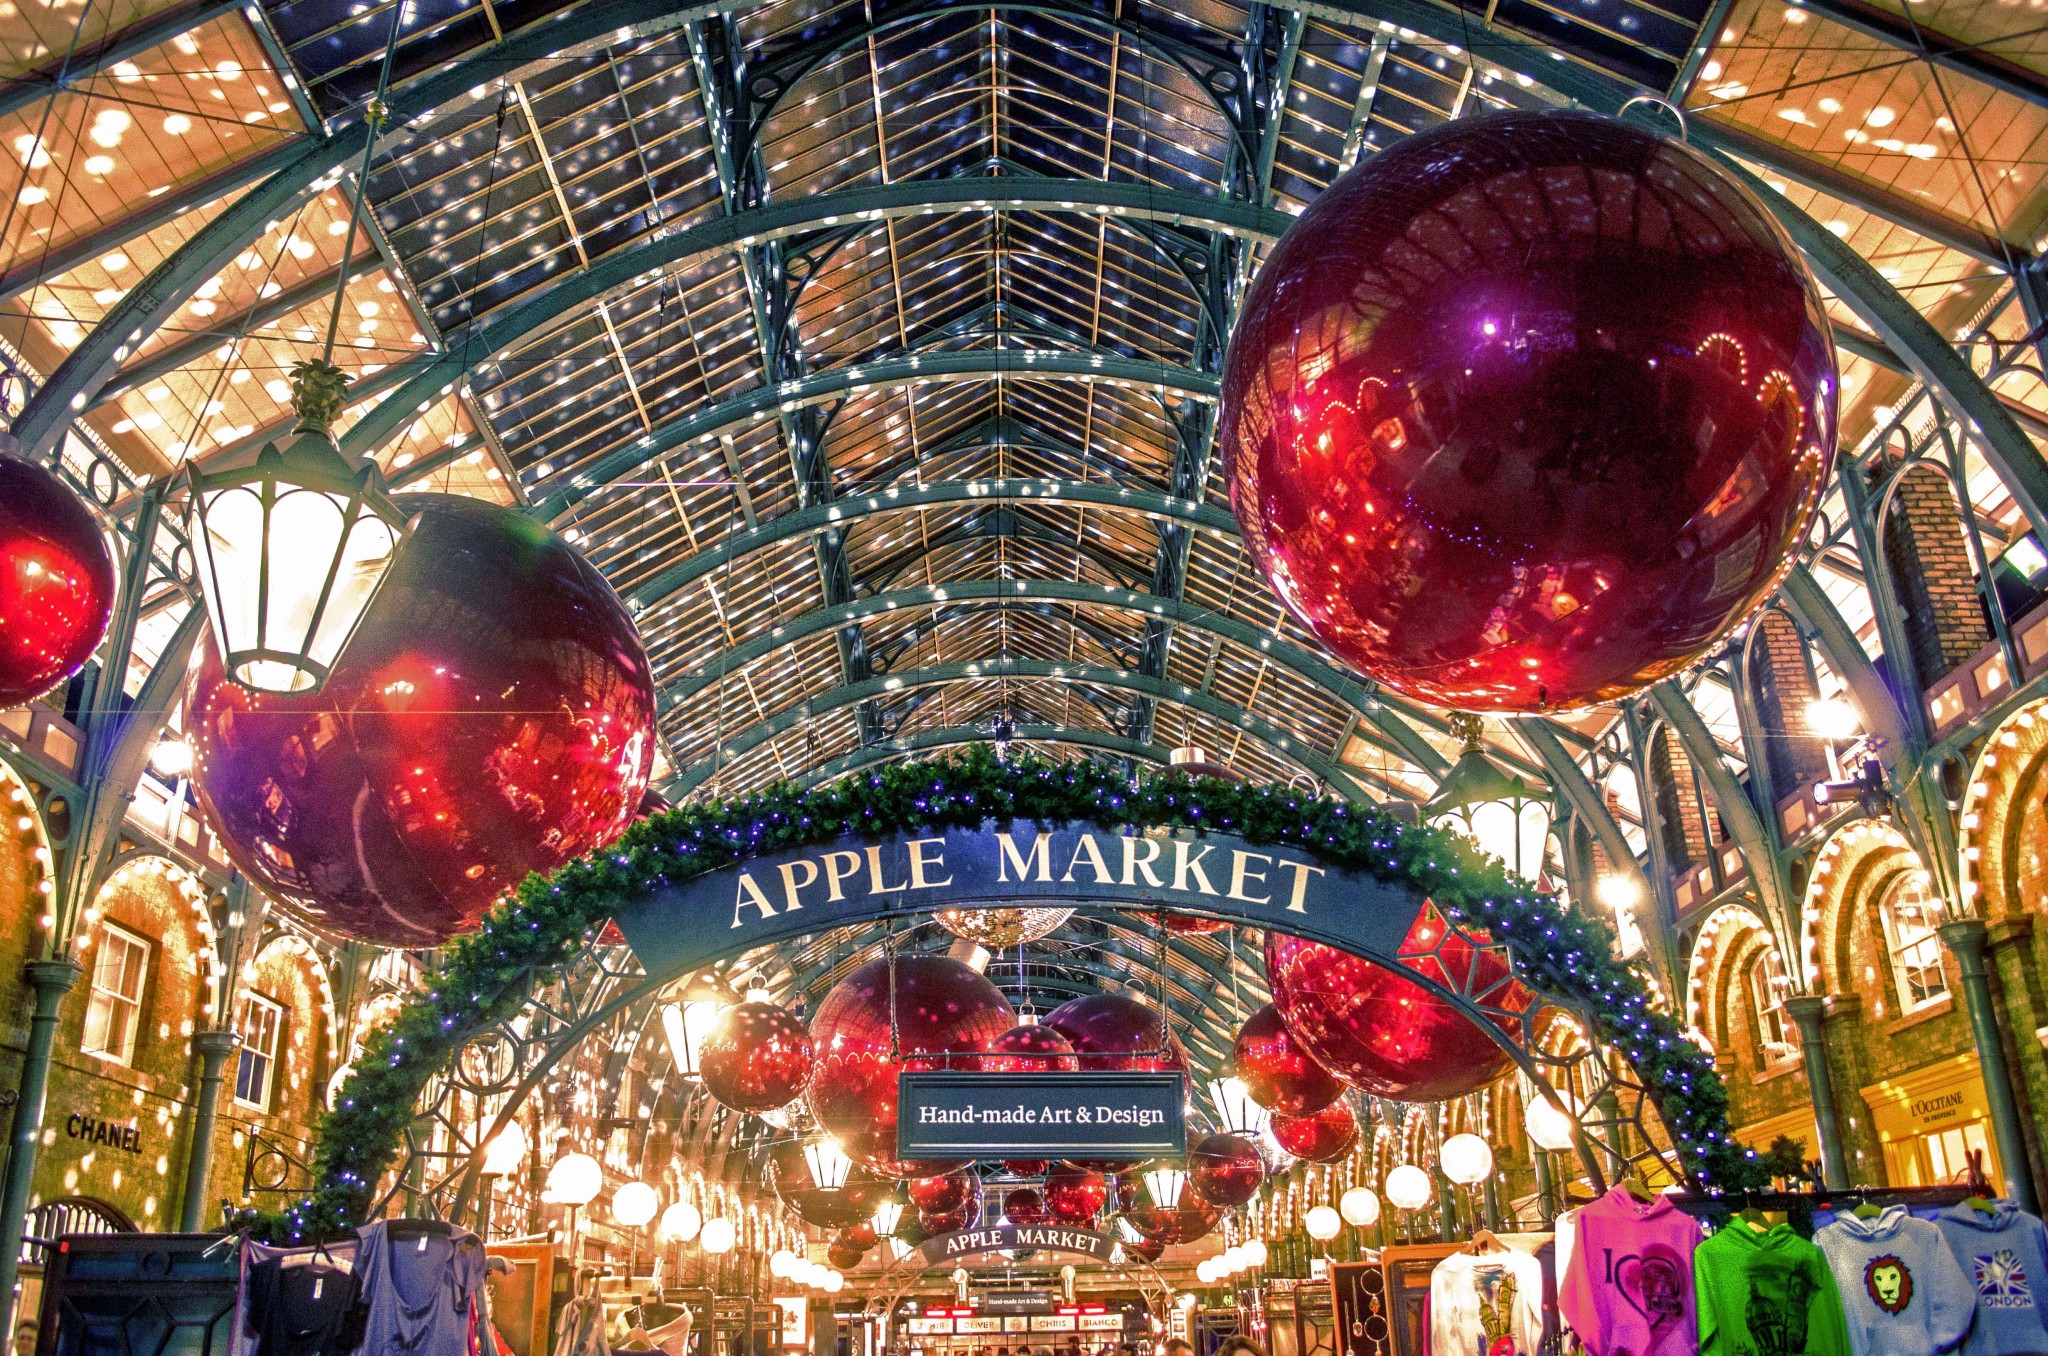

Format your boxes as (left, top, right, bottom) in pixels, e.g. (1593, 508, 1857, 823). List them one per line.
(1790, 0, 2048, 110)
(0, 0, 244, 122)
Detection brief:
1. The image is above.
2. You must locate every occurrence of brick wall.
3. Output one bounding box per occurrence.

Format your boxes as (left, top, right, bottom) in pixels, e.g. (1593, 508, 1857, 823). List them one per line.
(1750, 613, 1829, 799)
(1883, 467, 1990, 684)
(1649, 726, 1709, 869)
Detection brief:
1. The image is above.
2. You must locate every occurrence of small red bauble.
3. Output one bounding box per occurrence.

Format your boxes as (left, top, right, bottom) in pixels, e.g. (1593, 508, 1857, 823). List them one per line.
(186, 495, 656, 946)
(841, 1221, 877, 1249)
(826, 1239, 867, 1270)
(807, 954, 1014, 1175)
(920, 1193, 982, 1235)
(981, 1023, 1079, 1074)
(1188, 1132, 1266, 1207)
(1233, 1002, 1343, 1115)
(1270, 1101, 1359, 1163)
(1220, 109, 1836, 713)
(1128, 1193, 1220, 1246)
(1112, 1173, 1139, 1214)
(771, 1139, 893, 1230)
(907, 1170, 977, 1215)
(1004, 1160, 1049, 1176)
(699, 1001, 813, 1114)
(1156, 911, 1229, 936)
(0, 450, 114, 709)
(1264, 904, 1531, 1101)
(1003, 1188, 1048, 1226)
(1043, 1165, 1107, 1226)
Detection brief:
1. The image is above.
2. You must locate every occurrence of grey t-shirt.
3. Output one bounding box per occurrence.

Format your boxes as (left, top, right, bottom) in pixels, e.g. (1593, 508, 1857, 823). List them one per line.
(354, 1220, 486, 1355)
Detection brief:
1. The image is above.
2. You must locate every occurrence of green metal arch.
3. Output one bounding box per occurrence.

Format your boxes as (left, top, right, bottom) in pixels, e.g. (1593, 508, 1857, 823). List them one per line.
(660, 577, 1457, 775)
(339, 176, 1283, 470)
(795, 723, 1169, 787)
(670, 658, 1378, 801)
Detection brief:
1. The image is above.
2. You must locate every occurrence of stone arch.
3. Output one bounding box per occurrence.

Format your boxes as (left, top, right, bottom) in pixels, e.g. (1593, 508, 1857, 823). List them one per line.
(1799, 818, 1919, 1004)
(0, 760, 53, 959)
(1956, 696, 2048, 924)
(1685, 902, 1780, 1060)
(1742, 610, 1828, 803)
(242, 935, 339, 1124)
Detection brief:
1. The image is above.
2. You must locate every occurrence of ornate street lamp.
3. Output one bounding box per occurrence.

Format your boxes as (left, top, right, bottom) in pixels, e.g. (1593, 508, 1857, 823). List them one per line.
(803, 1137, 853, 1192)
(661, 973, 737, 1079)
(1425, 714, 1553, 881)
(1140, 1163, 1186, 1211)
(1207, 1075, 1269, 1138)
(872, 1198, 905, 1238)
(182, 359, 409, 694)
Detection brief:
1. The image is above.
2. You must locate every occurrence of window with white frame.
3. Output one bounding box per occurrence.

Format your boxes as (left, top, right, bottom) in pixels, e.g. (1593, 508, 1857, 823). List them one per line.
(1880, 870, 1949, 1013)
(1746, 951, 1797, 1067)
(234, 992, 283, 1111)
(81, 925, 149, 1064)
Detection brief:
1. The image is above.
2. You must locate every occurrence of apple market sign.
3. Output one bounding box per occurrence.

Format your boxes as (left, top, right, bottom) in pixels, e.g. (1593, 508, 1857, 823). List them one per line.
(907, 1224, 1121, 1267)
(898, 1071, 1185, 1159)
(611, 820, 1428, 981)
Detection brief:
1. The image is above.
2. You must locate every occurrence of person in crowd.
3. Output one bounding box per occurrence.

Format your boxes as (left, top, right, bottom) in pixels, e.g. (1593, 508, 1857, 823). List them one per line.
(1162, 1339, 1193, 1356)
(1214, 1337, 1267, 1356)
(11, 1321, 35, 1356)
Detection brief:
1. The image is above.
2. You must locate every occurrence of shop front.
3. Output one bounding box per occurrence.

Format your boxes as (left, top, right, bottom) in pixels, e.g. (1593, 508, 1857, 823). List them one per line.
(1860, 1054, 2001, 1188)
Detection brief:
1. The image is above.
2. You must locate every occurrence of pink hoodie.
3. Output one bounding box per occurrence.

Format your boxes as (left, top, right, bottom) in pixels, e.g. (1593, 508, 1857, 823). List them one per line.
(1558, 1186, 1704, 1356)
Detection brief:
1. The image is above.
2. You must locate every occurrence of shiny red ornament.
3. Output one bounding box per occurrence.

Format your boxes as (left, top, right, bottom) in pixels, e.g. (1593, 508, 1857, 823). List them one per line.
(907, 1170, 977, 1216)
(635, 788, 671, 820)
(826, 1239, 867, 1270)
(981, 1023, 1079, 1073)
(0, 449, 114, 709)
(699, 1001, 813, 1114)
(807, 954, 1014, 1175)
(1112, 1174, 1139, 1214)
(1188, 1132, 1266, 1207)
(920, 1193, 982, 1235)
(1269, 1101, 1359, 1163)
(1043, 992, 1188, 1171)
(770, 1139, 893, 1230)
(1233, 1002, 1343, 1115)
(1220, 109, 1836, 714)
(1003, 1160, 1049, 1176)
(1264, 904, 1531, 1101)
(1127, 1193, 1220, 1246)
(186, 495, 656, 946)
(841, 1221, 877, 1249)
(1003, 1188, 1048, 1226)
(1043, 1165, 1107, 1226)
(1155, 911, 1229, 936)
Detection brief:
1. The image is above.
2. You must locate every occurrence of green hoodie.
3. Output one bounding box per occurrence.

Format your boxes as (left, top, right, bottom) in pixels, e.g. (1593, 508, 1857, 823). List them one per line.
(1696, 1221, 1853, 1356)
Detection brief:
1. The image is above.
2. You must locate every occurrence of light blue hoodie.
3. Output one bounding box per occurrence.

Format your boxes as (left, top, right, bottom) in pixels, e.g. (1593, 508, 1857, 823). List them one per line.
(1936, 1201, 2048, 1356)
(1816, 1205, 1975, 1356)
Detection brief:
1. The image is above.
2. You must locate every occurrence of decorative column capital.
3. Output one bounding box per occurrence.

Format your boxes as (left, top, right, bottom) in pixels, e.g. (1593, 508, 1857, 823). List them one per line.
(23, 960, 81, 1007)
(1939, 917, 1991, 973)
(193, 1029, 240, 1065)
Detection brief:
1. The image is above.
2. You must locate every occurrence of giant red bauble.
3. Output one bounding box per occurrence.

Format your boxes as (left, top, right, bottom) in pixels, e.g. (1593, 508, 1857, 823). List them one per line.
(1220, 109, 1836, 713)
(185, 495, 655, 946)
(827, 1239, 867, 1270)
(1003, 1188, 1048, 1226)
(1233, 1002, 1343, 1115)
(1042, 992, 1188, 1171)
(700, 1001, 813, 1114)
(920, 1193, 982, 1234)
(0, 449, 114, 709)
(907, 1170, 978, 1215)
(1128, 1193, 1220, 1246)
(770, 1139, 894, 1230)
(1188, 1133, 1265, 1207)
(807, 954, 1014, 1175)
(1269, 1101, 1359, 1163)
(982, 1023, 1079, 1074)
(1043, 1165, 1107, 1226)
(1264, 904, 1532, 1101)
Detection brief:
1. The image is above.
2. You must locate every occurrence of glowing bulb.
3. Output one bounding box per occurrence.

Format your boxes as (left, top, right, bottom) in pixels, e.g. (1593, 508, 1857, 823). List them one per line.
(1440, 1134, 1494, 1186)
(1339, 1186, 1380, 1227)
(546, 1153, 602, 1207)
(660, 1202, 703, 1243)
(612, 1181, 659, 1228)
(1525, 1093, 1580, 1153)
(1385, 1165, 1432, 1211)
(700, 1217, 736, 1254)
(1304, 1206, 1342, 1241)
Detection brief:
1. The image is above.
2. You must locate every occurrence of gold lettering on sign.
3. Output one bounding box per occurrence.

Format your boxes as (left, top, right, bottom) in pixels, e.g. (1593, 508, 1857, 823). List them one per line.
(1173, 840, 1218, 895)
(1227, 850, 1272, 905)
(776, 859, 818, 912)
(822, 850, 863, 901)
(908, 838, 953, 889)
(1277, 859, 1325, 913)
(1061, 834, 1113, 885)
(866, 844, 907, 894)
(999, 830, 1055, 883)
(1121, 834, 1165, 888)
(732, 871, 778, 927)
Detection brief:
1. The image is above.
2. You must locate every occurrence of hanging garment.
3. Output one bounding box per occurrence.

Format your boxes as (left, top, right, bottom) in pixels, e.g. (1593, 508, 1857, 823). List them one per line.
(354, 1220, 488, 1356)
(1429, 1249, 1547, 1356)
(1696, 1221, 1851, 1356)
(553, 1294, 610, 1356)
(1558, 1186, 1702, 1356)
(243, 1252, 362, 1356)
(1815, 1206, 1974, 1356)
(1935, 1200, 2048, 1356)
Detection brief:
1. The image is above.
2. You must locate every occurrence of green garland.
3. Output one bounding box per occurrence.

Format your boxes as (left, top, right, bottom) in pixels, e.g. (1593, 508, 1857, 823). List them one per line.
(241, 746, 1765, 1241)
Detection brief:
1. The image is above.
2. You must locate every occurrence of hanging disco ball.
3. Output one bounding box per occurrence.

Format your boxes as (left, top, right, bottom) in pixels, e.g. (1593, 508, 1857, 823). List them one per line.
(1187, 1132, 1266, 1207)
(936, 906, 1074, 948)
(1153, 910, 1229, 937)
(1220, 109, 1836, 713)
(920, 1193, 983, 1235)
(1264, 904, 1531, 1101)
(1043, 1165, 1108, 1226)
(807, 954, 1014, 1175)
(1269, 1100, 1359, 1163)
(699, 1001, 813, 1115)
(187, 495, 656, 946)
(770, 1139, 894, 1230)
(1233, 1002, 1344, 1115)
(0, 448, 114, 709)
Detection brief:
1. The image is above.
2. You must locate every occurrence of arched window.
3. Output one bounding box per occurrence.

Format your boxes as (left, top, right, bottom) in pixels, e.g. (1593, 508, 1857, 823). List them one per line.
(1880, 870, 1948, 1013)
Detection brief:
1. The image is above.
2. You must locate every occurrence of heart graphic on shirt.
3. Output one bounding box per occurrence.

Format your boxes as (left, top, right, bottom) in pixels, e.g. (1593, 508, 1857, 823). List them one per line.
(1614, 1249, 1686, 1331)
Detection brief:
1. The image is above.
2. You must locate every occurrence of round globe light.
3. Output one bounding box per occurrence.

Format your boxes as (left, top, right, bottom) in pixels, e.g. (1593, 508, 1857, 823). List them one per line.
(824, 1270, 846, 1294)
(700, 1217, 737, 1254)
(1240, 1238, 1268, 1268)
(1304, 1205, 1342, 1241)
(480, 1120, 528, 1178)
(1525, 1092, 1579, 1153)
(546, 1152, 603, 1207)
(612, 1181, 660, 1228)
(1339, 1186, 1380, 1227)
(768, 1248, 797, 1279)
(1196, 1258, 1222, 1284)
(660, 1202, 703, 1243)
(1440, 1134, 1494, 1186)
(1384, 1165, 1432, 1212)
